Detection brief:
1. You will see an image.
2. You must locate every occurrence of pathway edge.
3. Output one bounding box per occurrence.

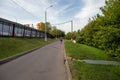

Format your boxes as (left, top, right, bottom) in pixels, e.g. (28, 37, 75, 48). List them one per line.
(63, 41, 72, 80)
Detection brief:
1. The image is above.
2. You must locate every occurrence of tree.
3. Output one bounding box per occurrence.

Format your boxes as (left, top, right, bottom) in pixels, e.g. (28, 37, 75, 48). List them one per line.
(76, 0, 120, 58)
(37, 22, 45, 31)
(37, 22, 52, 33)
(50, 26, 65, 38)
(66, 32, 77, 40)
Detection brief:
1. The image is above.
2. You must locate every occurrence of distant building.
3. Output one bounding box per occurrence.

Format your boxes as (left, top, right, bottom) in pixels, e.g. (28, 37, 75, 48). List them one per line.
(24, 24, 34, 28)
(24, 24, 30, 27)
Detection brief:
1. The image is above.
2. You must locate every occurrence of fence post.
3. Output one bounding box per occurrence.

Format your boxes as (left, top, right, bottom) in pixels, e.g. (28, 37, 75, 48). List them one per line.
(12, 24, 15, 37)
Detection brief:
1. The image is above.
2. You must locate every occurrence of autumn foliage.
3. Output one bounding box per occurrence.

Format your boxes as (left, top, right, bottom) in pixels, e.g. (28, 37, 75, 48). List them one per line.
(37, 22, 65, 38)
(37, 22, 45, 30)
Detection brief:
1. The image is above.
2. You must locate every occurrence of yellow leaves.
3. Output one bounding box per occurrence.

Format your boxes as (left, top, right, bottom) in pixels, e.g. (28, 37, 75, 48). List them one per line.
(37, 22, 45, 31)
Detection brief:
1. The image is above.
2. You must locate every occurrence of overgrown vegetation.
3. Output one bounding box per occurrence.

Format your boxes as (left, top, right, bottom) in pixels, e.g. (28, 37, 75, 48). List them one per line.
(0, 37, 55, 60)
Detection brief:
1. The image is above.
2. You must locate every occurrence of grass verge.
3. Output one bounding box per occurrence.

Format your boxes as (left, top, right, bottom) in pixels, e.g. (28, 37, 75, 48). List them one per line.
(0, 37, 55, 60)
(70, 61, 120, 80)
(64, 40, 120, 80)
(65, 40, 119, 61)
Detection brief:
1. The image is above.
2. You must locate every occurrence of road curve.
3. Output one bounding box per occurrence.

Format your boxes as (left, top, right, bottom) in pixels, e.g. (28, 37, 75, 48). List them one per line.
(0, 41, 67, 80)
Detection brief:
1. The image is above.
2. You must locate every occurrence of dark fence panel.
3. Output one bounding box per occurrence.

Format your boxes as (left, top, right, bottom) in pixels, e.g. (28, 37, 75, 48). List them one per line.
(0, 18, 54, 38)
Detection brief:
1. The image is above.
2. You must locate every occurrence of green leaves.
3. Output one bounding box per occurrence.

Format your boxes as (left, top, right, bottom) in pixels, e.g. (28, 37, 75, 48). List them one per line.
(66, 32, 78, 40)
(77, 0, 120, 58)
(37, 22, 65, 38)
(50, 26, 65, 38)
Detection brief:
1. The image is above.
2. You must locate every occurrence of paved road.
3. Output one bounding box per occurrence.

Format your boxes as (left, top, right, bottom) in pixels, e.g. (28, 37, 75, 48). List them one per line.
(0, 41, 67, 80)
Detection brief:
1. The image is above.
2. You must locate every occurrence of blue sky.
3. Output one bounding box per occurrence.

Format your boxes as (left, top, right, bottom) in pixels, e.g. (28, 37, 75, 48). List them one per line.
(0, 0, 105, 33)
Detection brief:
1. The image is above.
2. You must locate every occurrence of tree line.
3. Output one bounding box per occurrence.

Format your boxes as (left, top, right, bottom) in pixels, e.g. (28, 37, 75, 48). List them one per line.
(66, 0, 120, 58)
(37, 22, 65, 38)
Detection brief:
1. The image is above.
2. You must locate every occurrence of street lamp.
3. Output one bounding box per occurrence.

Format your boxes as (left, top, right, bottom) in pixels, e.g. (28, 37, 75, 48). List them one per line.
(71, 20, 73, 40)
(71, 20, 73, 32)
(45, 5, 53, 41)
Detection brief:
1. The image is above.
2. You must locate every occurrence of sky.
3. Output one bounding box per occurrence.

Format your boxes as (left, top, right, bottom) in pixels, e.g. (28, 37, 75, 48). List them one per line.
(0, 0, 105, 33)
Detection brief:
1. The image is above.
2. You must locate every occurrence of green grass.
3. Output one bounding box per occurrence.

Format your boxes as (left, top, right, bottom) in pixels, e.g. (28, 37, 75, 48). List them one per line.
(70, 61, 120, 80)
(0, 37, 55, 60)
(65, 40, 118, 60)
(64, 40, 120, 80)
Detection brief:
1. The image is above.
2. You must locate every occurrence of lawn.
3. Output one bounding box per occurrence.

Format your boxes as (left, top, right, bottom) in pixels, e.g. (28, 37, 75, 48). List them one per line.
(64, 40, 120, 80)
(70, 61, 120, 80)
(65, 40, 119, 61)
(0, 37, 55, 60)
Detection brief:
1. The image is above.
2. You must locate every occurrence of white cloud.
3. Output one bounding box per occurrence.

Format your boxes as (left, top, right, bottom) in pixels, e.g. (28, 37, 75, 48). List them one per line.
(51, 0, 106, 33)
(0, 0, 105, 33)
(54, 3, 72, 16)
(74, 0, 105, 30)
(75, 0, 105, 19)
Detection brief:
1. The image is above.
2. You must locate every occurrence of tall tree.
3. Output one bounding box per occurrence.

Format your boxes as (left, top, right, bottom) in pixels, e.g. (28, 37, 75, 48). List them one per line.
(77, 0, 120, 57)
(50, 26, 65, 38)
(37, 22, 45, 31)
(37, 22, 52, 33)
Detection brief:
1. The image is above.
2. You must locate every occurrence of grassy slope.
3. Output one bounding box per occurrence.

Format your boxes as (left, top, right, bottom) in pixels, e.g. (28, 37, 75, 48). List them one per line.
(0, 37, 55, 60)
(64, 40, 120, 80)
(70, 61, 120, 80)
(65, 40, 118, 60)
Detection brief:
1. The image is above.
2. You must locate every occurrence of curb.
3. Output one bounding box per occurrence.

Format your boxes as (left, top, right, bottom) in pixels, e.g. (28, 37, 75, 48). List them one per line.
(0, 46, 43, 65)
(63, 42, 72, 80)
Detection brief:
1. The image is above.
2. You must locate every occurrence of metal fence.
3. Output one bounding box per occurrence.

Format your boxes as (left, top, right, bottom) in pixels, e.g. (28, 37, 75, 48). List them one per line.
(0, 18, 53, 38)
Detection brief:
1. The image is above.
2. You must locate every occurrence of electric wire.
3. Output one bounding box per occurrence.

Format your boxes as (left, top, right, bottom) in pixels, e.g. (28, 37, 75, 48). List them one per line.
(52, 20, 71, 25)
(10, 0, 39, 20)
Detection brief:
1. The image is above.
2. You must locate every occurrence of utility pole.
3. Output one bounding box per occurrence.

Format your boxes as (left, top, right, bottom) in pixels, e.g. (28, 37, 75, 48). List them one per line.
(71, 20, 73, 32)
(45, 10, 47, 41)
(71, 20, 73, 40)
(45, 5, 53, 42)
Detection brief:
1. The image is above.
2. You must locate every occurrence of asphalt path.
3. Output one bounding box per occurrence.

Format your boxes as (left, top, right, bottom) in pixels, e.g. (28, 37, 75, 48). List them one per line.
(0, 41, 67, 80)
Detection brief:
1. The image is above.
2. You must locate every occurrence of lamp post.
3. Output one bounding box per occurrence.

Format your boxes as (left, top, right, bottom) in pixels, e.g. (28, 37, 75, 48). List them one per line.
(71, 20, 73, 32)
(71, 20, 73, 40)
(45, 5, 53, 42)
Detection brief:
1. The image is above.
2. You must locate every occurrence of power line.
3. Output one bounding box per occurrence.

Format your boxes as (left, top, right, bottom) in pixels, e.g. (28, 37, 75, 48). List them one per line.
(52, 20, 71, 25)
(10, 0, 39, 20)
(52, 20, 73, 32)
